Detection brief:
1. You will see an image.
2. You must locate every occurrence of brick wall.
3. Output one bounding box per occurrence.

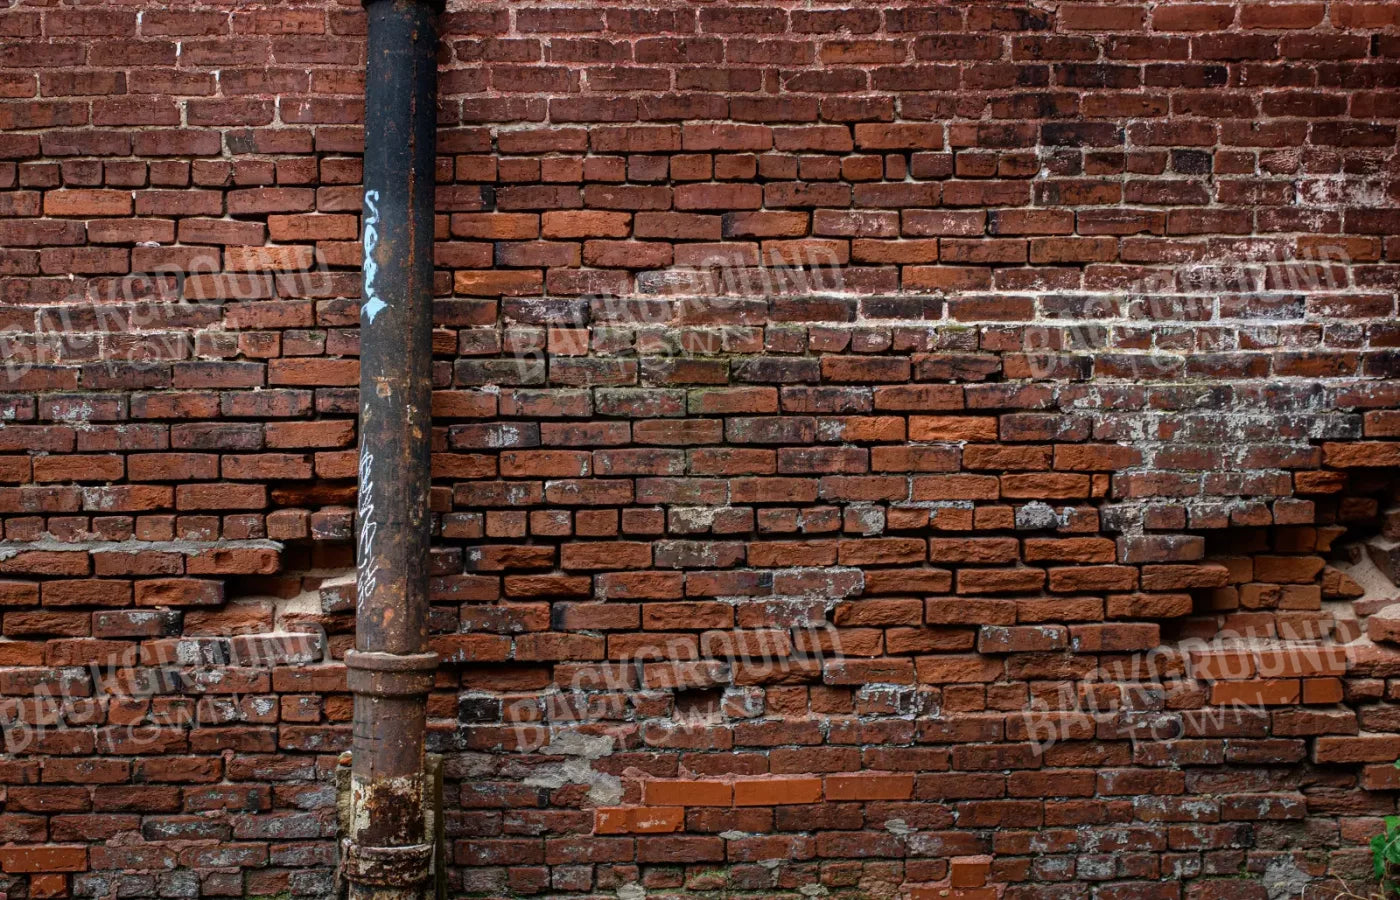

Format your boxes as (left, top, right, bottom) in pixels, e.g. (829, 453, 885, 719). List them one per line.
(1, 0, 1400, 897)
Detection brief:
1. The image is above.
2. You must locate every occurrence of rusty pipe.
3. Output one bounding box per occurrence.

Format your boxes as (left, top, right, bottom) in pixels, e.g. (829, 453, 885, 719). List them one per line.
(347, 0, 441, 897)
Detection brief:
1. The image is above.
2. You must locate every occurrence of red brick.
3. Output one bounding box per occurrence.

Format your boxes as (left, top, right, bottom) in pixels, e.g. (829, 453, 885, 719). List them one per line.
(0, 845, 86, 873)
(44, 189, 131, 217)
(644, 780, 731, 807)
(594, 807, 684, 834)
(134, 579, 223, 607)
(824, 774, 914, 801)
(732, 777, 823, 806)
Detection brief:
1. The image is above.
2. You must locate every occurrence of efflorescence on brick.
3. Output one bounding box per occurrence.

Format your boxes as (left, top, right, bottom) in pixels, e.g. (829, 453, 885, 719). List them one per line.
(0, 0, 1399, 897)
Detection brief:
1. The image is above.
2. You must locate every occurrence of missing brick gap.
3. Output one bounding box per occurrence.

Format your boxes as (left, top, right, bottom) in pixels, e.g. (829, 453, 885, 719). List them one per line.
(673, 686, 723, 723)
(272, 579, 324, 624)
(1175, 477, 1400, 687)
(1305, 473, 1400, 661)
(1329, 520, 1400, 657)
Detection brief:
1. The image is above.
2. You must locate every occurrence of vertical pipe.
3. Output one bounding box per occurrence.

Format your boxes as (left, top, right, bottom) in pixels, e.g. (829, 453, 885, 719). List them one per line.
(346, 1, 441, 897)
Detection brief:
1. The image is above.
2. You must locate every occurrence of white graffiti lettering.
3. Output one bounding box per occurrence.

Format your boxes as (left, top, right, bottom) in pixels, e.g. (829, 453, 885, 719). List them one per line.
(356, 445, 380, 602)
(361, 189, 386, 324)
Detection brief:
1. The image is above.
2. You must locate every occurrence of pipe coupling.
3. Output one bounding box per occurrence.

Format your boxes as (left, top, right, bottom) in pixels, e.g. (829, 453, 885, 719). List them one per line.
(341, 838, 434, 886)
(345, 649, 439, 697)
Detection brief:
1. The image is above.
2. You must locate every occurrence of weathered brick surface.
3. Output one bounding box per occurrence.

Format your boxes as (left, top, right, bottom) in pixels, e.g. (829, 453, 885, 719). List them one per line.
(0, 0, 1399, 897)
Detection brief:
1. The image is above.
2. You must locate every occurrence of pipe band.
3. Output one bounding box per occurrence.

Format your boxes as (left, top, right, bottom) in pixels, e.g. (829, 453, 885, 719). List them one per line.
(345, 650, 438, 697)
(342, 839, 433, 886)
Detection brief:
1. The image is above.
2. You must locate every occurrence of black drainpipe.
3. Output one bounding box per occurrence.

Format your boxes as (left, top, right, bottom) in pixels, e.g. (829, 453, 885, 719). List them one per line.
(344, 0, 441, 897)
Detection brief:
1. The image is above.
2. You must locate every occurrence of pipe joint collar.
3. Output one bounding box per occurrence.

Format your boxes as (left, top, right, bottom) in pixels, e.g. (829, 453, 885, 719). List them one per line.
(345, 649, 439, 697)
(341, 839, 433, 887)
